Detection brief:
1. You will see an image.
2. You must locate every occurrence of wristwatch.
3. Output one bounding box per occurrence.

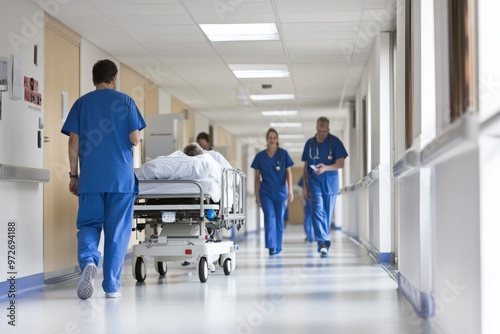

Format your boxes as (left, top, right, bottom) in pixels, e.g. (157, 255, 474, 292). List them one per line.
(69, 173, 78, 179)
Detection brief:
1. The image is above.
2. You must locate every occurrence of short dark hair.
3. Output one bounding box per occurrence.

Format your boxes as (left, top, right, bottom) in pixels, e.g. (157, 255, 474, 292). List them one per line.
(184, 142, 204, 156)
(92, 59, 118, 85)
(196, 132, 210, 142)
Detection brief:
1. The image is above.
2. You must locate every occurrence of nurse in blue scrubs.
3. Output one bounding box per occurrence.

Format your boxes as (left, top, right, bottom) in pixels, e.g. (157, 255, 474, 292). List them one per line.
(251, 128, 294, 255)
(61, 59, 146, 299)
(301, 117, 348, 257)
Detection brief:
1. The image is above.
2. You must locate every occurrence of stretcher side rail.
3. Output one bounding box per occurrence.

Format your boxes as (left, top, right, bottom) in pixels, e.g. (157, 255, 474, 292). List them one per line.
(135, 179, 208, 218)
(133, 168, 246, 230)
(221, 168, 246, 229)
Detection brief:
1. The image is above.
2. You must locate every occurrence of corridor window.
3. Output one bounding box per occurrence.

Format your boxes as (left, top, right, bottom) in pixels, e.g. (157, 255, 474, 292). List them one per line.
(448, 0, 478, 122)
(405, 0, 413, 149)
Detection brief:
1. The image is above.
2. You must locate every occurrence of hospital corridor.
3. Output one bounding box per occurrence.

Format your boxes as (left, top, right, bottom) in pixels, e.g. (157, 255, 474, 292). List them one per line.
(1, 0, 500, 333)
(1, 225, 438, 334)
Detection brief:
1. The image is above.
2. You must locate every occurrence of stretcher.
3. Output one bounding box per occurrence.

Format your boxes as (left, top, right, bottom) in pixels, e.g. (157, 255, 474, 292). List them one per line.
(132, 168, 246, 283)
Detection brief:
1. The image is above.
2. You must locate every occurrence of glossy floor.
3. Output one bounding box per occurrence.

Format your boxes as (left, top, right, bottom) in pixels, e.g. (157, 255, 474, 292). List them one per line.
(1, 225, 440, 334)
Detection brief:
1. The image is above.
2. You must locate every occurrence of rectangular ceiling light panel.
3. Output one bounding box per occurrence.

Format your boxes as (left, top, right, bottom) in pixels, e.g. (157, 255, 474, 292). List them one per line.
(200, 23, 279, 42)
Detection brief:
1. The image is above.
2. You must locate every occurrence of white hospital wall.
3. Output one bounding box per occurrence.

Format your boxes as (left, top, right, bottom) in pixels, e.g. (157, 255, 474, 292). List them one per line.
(342, 32, 392, 264)
(0, 1, 45, 295)
(194, 112, 210, 138)
(158, 89, 172, 114)
(478, 0, 500, 122)
(80, 38, 121, 95)
(478, 1, 500, 332)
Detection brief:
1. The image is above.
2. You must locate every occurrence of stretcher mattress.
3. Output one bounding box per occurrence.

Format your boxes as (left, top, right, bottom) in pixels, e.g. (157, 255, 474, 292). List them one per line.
(138, 179, 221, 202)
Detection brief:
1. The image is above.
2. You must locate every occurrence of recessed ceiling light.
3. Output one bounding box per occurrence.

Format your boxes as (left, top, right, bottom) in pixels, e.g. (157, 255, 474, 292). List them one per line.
(250, 94, 295, 101)
(229, 64, 289, 78)
(270, 122, 302, 127)
(261, 110, 298, 116)
(199, 23, 279, 42)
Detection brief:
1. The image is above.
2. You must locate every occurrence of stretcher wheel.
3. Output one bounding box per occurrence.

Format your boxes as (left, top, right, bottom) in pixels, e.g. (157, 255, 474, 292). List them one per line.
(198, 257, 209, 283)
(223, 258, 232, 276)
(155, 261, 167, 276)
(135, 257, 146, 282)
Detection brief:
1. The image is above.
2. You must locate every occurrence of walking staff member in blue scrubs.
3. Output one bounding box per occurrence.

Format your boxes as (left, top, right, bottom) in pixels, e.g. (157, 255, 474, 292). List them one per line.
(298, 177, 314, 242)
(61, 59, 146, 299)
(301, 117, 348, 257)
(251, 128, 294, 255)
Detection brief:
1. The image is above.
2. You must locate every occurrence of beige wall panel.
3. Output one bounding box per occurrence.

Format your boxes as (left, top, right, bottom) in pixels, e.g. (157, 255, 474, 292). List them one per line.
(43, 22, 81, 273)
(217, 127, 227, 146)
(120, 64, 146, 163)
(144, 80, 159, 118)
(287, 166, 305, 225)
(120, 64, 145, 113)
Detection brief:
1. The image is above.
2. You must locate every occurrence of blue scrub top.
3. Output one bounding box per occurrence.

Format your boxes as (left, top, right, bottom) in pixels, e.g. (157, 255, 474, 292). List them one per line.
(251, 147, 294, 200)
(301, 134, 348, 194)
(61, 88, 146, 194)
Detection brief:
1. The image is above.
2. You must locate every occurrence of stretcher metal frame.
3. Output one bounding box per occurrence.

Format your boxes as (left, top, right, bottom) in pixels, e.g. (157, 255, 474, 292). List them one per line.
(132, 168, 246, 283)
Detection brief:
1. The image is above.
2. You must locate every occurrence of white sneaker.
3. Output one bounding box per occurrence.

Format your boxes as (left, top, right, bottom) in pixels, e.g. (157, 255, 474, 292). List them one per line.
(77, 264, 97, 300)
(320, 247, 328, 256)
(105, 291, 122, 298)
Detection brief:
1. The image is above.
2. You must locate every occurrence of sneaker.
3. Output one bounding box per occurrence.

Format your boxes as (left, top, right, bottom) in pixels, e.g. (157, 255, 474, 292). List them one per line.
(105, 292, 122, 299)
(77, 263, 97, 300)
(268, 248, 276, 255)
(320, 247, 328, 256)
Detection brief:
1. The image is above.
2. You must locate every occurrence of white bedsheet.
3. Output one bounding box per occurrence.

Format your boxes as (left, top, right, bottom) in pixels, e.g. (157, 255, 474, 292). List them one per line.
(138, 179, 221, 202)
(135, 150, 229, 203)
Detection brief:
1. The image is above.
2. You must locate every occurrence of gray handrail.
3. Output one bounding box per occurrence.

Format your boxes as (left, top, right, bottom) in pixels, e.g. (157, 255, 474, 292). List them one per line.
(362, 168, 379, 187)
(479, 109, 500, 135)
(339, 166, 380, 194)
(0, 163, 50, 183)
(421, 113, 478, 166)
(393, 150, 421, 178)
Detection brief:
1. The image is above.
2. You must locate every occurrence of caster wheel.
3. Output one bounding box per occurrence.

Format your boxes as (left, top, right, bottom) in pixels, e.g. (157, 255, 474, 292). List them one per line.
(198, 257, 209, 283)
(134, 257, 146, 282)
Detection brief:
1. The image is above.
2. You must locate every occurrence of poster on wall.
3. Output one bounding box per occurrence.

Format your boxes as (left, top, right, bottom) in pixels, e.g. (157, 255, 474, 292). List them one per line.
(24, 76, 42, 107)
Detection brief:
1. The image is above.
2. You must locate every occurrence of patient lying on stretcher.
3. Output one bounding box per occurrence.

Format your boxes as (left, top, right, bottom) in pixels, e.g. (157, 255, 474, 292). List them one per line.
(136, 142, 231, 184)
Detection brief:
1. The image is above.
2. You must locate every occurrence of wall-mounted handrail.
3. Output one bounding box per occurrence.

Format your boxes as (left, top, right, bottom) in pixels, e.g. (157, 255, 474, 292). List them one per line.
(339, 166, 380, 194)
(393, 150, 421, 178)
(0, 163, 50, 183)
(479, 109, 500, 135)
(362, 168, 379, 187)
(420, 112, 478, 166)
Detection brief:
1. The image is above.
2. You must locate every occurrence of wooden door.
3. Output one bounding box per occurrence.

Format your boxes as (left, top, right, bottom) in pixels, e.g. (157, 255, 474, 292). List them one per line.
(43, 19, 80, 277)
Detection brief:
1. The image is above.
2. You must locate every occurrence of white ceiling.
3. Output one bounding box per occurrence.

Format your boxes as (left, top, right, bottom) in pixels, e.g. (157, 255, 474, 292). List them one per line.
(34, 0, 396, 158)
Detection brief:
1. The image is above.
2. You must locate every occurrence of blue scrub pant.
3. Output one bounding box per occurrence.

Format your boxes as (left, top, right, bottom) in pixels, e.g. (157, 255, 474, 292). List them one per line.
(303, 199, 314, 241)
(77, 193, 135, 293)
(260, 193, 287, 252)
(310, 191, 336, 252)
